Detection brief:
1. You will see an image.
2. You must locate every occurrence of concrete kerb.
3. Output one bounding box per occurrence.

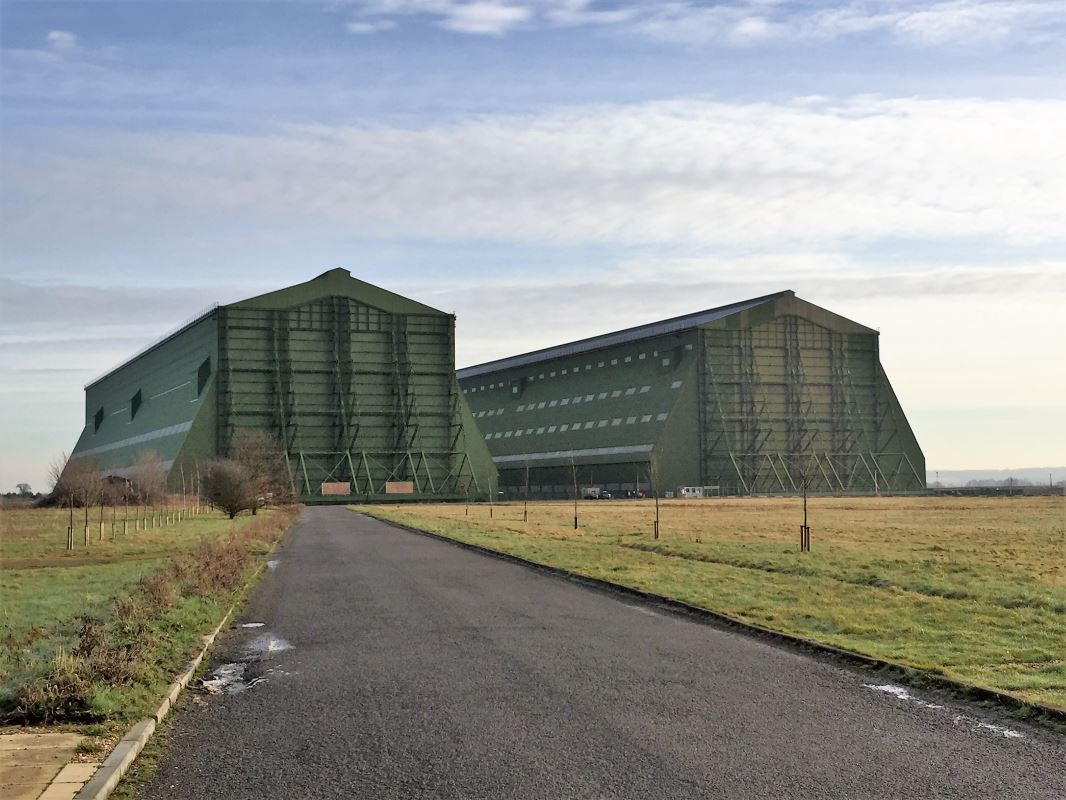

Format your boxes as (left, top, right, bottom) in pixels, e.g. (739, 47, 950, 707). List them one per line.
(72, 516, 298, 800)
(363, 511, 1066, 733)
(72, 610, 233, 800)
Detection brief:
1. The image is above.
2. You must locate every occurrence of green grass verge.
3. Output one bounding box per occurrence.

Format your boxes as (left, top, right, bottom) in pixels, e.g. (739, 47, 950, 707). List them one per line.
(356, 497, 1066, 711)
(0, 505, 299, 725)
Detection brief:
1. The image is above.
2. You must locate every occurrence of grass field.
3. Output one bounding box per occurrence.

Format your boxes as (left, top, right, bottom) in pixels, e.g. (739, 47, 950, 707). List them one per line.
(359, 496, 1066, 710)
(0, 502, 297, 725)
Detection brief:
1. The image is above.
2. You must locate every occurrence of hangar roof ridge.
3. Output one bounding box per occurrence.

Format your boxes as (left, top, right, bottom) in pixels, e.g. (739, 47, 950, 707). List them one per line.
(228, 268, 447, 316)
(86, 269, 446, 390)
(457, 290, 793, 379)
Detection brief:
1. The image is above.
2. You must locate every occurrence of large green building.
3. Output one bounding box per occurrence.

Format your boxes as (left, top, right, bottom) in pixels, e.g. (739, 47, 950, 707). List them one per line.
(458, 291, 924, 497)
(69, 270, 496, 501)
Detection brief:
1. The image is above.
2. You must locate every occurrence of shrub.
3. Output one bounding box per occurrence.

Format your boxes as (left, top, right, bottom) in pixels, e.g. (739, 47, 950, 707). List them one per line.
(114, 594, 147, 624)
(202, 459, 255, 519)
(74, 616, 142, 684)
(9, 650, 94, 724)
(139, 570, 179, 615)
(229, 429, 294, 512)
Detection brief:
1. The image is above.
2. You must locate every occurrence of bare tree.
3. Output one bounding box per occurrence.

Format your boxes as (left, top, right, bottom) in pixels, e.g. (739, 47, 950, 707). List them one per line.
(133, 450, 167, 507)
(48, 451, 72, 504)
(15, 482, 32, 497)
(130, 450, 166, 528)
(61, 457, 104, 544)
(99, 479, 126, 540)
(202, 459, 255, 519)
(48, 451, 68, 489)
(64, 458, 102, 505)
(229, 429, 293, 513)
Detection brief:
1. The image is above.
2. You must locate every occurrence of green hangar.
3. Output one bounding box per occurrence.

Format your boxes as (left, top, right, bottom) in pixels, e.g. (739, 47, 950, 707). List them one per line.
(457, 291, 924, 497)
(68, 269, 496, 501)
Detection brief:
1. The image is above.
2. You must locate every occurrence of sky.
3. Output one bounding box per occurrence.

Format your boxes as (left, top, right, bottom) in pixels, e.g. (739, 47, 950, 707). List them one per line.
(2, 0, 1065, 491)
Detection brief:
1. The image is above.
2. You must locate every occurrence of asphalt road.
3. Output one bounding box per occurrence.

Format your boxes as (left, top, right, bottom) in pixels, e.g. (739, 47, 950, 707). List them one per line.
(140, 506, 1065, 799)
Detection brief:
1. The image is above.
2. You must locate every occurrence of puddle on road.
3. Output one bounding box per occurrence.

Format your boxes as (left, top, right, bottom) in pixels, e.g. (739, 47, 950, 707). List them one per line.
(247, 633, 293, 654)
(863, 683, 1024, 740)
(864, 683, 943, 709)
(198, 629, 294, 696)
(267, 560, 280, 571)
(956, 716, 1025, 739)
(200, 663, 265, 695)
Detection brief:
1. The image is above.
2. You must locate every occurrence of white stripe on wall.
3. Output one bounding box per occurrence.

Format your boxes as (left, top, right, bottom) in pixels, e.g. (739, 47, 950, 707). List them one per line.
(492, 443, 654, 464)
(72, 421, 194, 458)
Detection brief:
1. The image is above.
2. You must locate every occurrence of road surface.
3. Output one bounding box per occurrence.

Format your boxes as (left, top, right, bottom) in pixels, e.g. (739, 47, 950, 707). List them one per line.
(139, 506, 1065, 799)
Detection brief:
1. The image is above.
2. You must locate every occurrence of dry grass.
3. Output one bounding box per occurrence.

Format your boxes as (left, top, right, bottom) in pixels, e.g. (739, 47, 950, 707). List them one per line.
(360, 496, 1066, 710)
(0, 505, 299, 724)
(0, 504, 247, 568)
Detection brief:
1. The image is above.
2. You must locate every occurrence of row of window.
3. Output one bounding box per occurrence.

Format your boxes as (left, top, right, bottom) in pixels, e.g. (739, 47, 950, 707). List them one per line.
(473, 381, 683, 420)
(93, 358, 211, 433)
(464, 344, 694, 394)
(483, 412, 669, 440)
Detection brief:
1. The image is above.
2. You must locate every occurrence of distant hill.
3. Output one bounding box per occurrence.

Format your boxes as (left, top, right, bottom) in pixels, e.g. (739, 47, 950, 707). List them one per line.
(927, 467, 1066, 487)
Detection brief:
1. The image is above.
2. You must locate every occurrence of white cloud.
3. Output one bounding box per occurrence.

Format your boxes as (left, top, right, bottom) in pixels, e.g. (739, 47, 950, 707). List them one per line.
(543, 0, 637, 26)
(7, 97, 1065, 249)
(806, 1, 1066, 46)
(351, 0, 534, 35)
(438, 2, 533, 34)
(338, 1, 1066, 45)
(346, 19, 397, 33)
(45, 30, 80, 53)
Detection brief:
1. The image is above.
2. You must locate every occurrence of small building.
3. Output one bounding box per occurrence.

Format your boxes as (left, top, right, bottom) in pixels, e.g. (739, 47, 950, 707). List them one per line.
(68, 269, 496, 502)
(457, 291, 924, 497)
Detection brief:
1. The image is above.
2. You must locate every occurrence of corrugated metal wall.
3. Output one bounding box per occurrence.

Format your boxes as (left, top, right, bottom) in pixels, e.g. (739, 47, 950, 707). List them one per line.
(69, 315, 218, 478)
(461, 295, 925, 496)
(699, 314, 923, 494)
(461, 331, 696, 496)
(218, 296, 490, 498)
